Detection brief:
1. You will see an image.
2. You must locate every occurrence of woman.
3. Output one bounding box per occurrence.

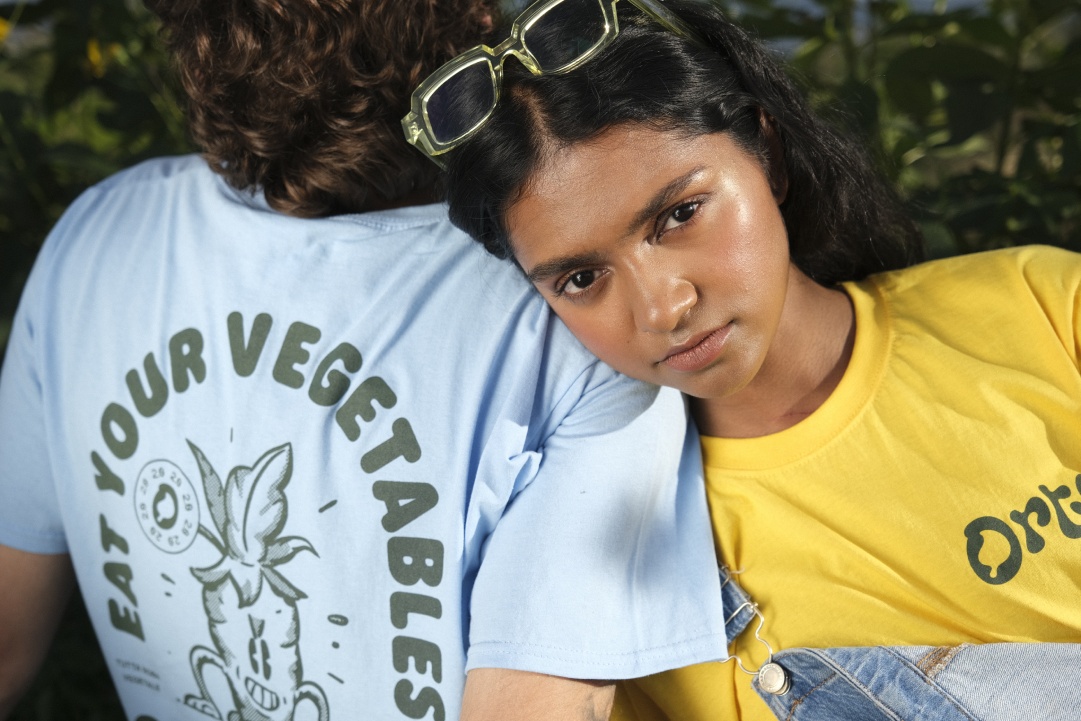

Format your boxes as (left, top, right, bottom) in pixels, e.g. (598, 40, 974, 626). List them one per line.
(405, 0, 1081, 718)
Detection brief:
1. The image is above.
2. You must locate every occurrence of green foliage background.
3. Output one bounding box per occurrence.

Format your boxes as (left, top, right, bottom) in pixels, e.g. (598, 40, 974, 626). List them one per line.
(1, 0, 1078, 718)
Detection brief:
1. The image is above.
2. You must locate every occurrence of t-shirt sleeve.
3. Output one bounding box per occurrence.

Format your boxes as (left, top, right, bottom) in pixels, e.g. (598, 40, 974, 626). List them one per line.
(465, 364, 728, 679)
(1017, 245, 1081, 368)
(0, 227, 68, 554)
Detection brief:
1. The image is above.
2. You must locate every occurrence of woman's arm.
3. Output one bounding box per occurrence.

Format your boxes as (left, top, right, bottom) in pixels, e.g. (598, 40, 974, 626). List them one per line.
(0, 545, 75, 720)
(462, 668, 614, 721)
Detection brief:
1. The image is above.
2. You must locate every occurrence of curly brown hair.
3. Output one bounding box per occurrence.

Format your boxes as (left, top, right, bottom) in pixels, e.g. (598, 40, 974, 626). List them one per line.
(146, 0, 498, 217)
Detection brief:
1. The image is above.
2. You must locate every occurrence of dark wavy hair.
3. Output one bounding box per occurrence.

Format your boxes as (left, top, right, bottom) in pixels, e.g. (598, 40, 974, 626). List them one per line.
(444, 0, 923, 285)
(145, 0, 498, 217)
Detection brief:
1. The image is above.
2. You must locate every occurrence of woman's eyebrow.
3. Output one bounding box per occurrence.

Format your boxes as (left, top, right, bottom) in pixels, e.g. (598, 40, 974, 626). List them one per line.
(525, 252, 606, 284)
(523, 167, 706, 285)
(625, 166, 707, 236)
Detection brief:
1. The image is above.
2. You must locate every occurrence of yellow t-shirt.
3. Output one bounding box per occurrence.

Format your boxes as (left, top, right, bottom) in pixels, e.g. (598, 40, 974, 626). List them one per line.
(614, 246, 1081, 721)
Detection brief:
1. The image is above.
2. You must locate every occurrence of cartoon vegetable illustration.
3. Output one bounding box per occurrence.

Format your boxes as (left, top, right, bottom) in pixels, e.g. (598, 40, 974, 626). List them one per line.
(182, 441, 329, 721)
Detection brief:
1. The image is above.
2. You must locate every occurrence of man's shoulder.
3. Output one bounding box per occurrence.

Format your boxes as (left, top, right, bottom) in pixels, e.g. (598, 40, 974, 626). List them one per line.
(50, 155, 223, 239)
(92, 154, 215, 193)
(38, 156, 611, 391)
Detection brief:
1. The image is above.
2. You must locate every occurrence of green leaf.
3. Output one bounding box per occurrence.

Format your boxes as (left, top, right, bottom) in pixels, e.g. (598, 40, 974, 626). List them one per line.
(885, 43, 1010, 127)
(884, 60, 935, 121)
(957, 17, 1014, 50)
(879, 9, 972, 38)
(836, 78, 880, 137)
(942, 80, 1008, 144)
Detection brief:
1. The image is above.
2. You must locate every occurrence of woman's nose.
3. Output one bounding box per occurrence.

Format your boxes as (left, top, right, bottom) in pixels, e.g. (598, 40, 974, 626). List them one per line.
(633, 275, 697, 334)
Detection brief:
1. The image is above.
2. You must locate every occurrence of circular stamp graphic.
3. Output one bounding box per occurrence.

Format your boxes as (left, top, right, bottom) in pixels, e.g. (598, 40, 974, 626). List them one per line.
(134, 459, 200, 553)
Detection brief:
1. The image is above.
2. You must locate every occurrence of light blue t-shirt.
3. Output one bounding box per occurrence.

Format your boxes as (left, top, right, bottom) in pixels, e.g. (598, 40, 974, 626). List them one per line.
(0, 156, 727, 721)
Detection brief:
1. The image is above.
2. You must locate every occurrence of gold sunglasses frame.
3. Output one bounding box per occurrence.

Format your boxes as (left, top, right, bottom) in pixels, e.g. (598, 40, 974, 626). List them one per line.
(402, 0, 705, 167)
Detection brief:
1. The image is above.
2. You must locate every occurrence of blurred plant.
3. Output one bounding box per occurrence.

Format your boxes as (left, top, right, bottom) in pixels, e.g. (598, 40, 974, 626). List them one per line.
(732, 0, 1081, 257)
(2, 2, 189, 714)
(0, 0, 191, 355)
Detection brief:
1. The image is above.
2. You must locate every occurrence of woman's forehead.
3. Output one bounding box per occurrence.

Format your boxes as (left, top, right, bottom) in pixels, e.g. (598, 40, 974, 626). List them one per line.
(521, 125, 690, 199)
(510, 127, 666, 234)
(513, 125, 743, 212)
(506, 126, 759, 262)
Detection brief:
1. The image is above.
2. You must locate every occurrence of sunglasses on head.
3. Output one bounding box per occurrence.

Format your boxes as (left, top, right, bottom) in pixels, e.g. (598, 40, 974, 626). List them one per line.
(402, 0, 705, 168)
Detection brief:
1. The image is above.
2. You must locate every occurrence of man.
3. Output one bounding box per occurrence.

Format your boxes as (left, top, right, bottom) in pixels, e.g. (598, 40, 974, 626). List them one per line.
(0, 1, 727, 719)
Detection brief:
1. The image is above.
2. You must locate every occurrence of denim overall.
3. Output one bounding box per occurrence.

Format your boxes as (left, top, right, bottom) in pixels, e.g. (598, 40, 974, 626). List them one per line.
(720, 568, 1081, 721)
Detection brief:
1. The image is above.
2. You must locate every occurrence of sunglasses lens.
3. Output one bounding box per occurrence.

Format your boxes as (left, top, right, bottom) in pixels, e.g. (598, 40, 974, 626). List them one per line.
(426, 59, 496, 144)
(524, 0, 608, 71)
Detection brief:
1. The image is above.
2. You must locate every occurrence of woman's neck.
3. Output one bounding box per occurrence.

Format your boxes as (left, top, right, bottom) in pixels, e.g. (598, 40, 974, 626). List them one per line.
(691, 269, 855, 439)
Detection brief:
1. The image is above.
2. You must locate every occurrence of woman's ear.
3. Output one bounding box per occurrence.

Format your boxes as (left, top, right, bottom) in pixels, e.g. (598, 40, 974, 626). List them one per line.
(758, 109, 788, 204)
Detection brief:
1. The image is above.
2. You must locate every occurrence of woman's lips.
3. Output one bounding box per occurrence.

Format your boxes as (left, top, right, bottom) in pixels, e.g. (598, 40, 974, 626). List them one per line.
(662, 323, 732, 373)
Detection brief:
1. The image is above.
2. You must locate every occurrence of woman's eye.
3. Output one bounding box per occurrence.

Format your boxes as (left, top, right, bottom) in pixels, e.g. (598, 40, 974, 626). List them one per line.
(661, 202, 699, 232)
(561, 270, 598, 296)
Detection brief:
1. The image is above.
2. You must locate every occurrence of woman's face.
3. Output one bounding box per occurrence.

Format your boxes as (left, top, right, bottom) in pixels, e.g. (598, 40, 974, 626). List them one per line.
(505, 124, 795, 400)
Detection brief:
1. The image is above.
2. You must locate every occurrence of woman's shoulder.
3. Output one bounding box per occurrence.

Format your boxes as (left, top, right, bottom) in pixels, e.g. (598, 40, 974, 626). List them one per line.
(851, 245, 1081, 354)
(863, 244, 1081, 301)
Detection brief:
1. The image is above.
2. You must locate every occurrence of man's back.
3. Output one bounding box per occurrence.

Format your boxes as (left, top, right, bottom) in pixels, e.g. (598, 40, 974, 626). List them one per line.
(0, 155, 726, 720)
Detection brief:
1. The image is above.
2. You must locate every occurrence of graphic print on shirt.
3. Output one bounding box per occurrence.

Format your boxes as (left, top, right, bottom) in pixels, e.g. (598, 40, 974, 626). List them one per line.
(85, 311, 446, 720)
(136, 440, 329, 721)
(964, 471, 1081, 585)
